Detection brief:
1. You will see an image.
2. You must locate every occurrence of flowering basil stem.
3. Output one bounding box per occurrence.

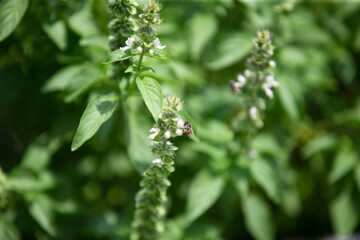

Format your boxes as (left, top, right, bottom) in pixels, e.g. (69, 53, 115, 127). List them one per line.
(130, 96, 191, 240)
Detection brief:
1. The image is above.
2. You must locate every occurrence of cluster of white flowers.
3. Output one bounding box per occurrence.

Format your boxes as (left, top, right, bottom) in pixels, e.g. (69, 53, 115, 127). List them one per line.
(120, 37, 166, 55)
(147, 96, 191, 168)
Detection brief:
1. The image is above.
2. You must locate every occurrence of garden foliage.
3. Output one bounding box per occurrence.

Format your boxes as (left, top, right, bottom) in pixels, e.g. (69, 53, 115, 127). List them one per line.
(1, 0, 360, 239)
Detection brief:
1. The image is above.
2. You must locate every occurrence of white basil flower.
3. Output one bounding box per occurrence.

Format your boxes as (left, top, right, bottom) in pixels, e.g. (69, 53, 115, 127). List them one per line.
(152, 158, 164, 167)
(177, 119, 184, 128)
(237, 74, 247, 87)
(164, 130, 171, 139)
(120, 37, 136, 51)
(249, 106, 258, 120)
(148, 127, 160, 139)
(152, 38, 166, 50)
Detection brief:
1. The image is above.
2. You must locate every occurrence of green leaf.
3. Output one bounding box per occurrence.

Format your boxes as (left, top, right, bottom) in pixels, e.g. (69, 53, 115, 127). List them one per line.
(302, 134, 338, 159)
(21, 136, 61, 172)
(184, 168, 225, 225)
(242, 193, 275, 240)
(148, 50, 172, 62)
(328, 147, 357, 184)
(68, 9, 99, 37)
(42, 65, 83, 93)
(62, 66, 105, 103)
(277, 71, 300, 120)
(80, 34, 108, 51)
(104, 49, 134, 64)
(43, 20, 67, 50)
(196, 119, 233, 143)
(136, 77, 163, 122)
(126, 96, 153, 174)
(71, 94, 118, 151)
(330, 185, 359, 235)
(205, 33, 252, 71)
(0, 0, 29, 41)
(170, 62, 205, 86)
(42, 64, 105, 102)
(354, 164, 360, 193)
(0, 219, 20, 240)
(251, 158, 281, 204)
(230, 164, 250, 200)
(188, 13, 218, 61)
(282, 187, 301, 218)
(27, 194, 57, 237)
(8, 169, 55, 193)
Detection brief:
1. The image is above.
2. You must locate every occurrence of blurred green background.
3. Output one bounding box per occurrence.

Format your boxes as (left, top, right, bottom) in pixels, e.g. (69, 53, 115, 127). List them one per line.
(1, 0, 360, 239)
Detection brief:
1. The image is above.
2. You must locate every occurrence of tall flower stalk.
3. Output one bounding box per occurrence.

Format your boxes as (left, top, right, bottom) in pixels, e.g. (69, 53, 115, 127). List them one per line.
(130, 96, 191, 240)
(229, 30, 278, 154)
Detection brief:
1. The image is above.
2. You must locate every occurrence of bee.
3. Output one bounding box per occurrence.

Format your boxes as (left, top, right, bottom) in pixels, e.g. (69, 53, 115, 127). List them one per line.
(184, 121, 192, 136)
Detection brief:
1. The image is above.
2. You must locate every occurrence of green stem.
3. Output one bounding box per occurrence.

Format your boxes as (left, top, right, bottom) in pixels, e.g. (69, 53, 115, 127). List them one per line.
(129, 50, 145, 95)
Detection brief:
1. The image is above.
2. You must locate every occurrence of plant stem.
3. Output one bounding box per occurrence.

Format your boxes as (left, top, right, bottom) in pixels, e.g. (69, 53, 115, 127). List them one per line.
(129, 50, 145, 95)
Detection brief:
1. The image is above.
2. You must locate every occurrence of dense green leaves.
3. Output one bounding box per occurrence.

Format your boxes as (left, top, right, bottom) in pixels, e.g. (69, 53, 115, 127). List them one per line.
(184, 169, 225, 224)
(136, 77, 163, 122)
(242, 193, 275, 240)
(72, 94, 118, 151)
(0, 219, 20, 240)
(188, 13, 218, 61)
(0, 0, 28, 41)
(205, 33, 252, 70)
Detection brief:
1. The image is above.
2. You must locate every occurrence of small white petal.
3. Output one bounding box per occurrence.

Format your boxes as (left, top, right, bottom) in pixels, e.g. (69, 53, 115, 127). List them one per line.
(152, 158, 164, 167)
(149, 49, 154, 55)
(249, 106, 258, 120)
(164, 130, 171, 139)
(237, 74, 247, 87)
(176, 129, 183, 136)
(264, 87, 274, 99)
(152, 38, 166, 49)
(177, 119, 184, 128)
(269, 60, 276, 68)
(137, 46, 143, 53)
(244, 69, 252, 78)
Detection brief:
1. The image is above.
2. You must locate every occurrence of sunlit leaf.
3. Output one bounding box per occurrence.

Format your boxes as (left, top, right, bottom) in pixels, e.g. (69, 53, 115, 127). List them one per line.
(43, 20, 67, 50)
(80, 34, 108, 51)
(27, 195, 57, 237)
(196, 120, 233, 143)
(302, 134, 338, 159)
(184, 168, 225, 224)
(328, 146, 357, 184)
(148, 50, 172, 62)
(136, 77, 163, 122)
(330, 185, 359, 235)
(68, 8, 99, 37)
(242, 193, 275, 240)
(71, 93, 118, 151)
(205, 33, 252, 70)
(104, 49, 134, 63)
(230, 164, 250, 200)
(188, 13, 218, 61)
(0, 0, 29, 41)
(251, 158, 281, 204)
